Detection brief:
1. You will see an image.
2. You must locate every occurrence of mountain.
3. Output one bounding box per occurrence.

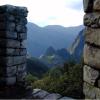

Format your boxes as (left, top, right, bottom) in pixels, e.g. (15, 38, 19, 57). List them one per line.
(44, 46, 56, 56)
(39, 29, 84, 67)
(27, 22, 84, 57)
(56, 48, 71, 61)
(39, 46, 71, 68)
(27, 57, 49, 78)
(69, 29, 85, 62)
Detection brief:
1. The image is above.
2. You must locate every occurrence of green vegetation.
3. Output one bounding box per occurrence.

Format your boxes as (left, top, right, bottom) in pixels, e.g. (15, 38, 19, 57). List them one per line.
(27, 57, 49, 78)
(30, 60, 84, 99)
(25, 73, 38, 83)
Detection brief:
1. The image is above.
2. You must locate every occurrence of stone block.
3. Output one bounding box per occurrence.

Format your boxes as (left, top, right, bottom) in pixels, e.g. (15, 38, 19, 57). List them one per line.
(0, 48, 18, 56)
(0, 5, 28, 17)
(0, 39, 21, 48)
(44, 93, 62, 99)
(15, 17, 27, 25)
(17, 71, 27, 82)
(14, 56, 26, 65)
(0, 22, 6, 30)
(97, 80, 100, 88)
(0, 22, 15, 31)
(0, 14, 6, 21)
(16, 24, 27, 33)
(85, 27, 100, 46)
(20, 40, 26, 48)
(0, 67, 6, 76)
(32, 89, 41, 95)
(59, 97, 74, 100)
(17, 33, 27, 40)
(20, 48, 27, 55)
(0, 48, 26, 56)
(83, 0, 94, 12)
(17, 64, 26, 73)
(84, 43, 100, 69)
(84, 65, 99, 85)
(0, 13, 15, 22)
(33, 90, 49, 99)
(6, 77, 16, 85)
(0, 56, 26, 66)
(84, 12, 100, 27)
(14, 6, 28, 17)
(0, 31, 17, 39)
(6, 66, 16, 77)
(83, 82, 100, 99)
(94, 0, 100, 11)
(0, 5, 16, 14)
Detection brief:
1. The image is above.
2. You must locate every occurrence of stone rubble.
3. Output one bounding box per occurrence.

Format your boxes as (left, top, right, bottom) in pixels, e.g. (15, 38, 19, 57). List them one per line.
(32, 89, 74, 100)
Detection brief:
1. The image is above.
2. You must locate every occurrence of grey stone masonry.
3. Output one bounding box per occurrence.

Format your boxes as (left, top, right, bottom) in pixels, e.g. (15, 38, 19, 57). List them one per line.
(32, 89, 74, 100)
(83, 0, 100, 99)
(0, 5, 29, 99)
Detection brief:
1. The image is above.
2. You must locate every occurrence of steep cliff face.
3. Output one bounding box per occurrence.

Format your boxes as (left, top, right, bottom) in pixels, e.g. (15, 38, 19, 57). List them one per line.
(69, 29, 85, 62)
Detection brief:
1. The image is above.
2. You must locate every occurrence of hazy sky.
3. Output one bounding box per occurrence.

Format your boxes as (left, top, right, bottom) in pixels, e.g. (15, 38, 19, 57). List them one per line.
(0, 0, 84, 27)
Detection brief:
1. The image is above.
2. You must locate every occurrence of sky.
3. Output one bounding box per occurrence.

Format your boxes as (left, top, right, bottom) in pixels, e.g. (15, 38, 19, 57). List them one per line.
(0, 0, 84, 27)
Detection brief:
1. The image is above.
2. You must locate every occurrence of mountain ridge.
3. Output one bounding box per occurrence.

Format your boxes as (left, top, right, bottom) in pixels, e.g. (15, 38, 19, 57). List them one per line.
(27, 22, 84, 57)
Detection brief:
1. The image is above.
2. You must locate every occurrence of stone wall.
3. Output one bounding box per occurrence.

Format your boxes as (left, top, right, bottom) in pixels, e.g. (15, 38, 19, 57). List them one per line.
(0, 5, 30, 98)
(83, 0, 100, 99)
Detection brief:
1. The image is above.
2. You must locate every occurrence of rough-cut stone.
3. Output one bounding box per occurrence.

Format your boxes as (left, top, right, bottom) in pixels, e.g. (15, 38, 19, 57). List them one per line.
(0, 48, 17, 56)
(0, 56, 26, 66)
(94, 0, 100, 11)
(0, 22, 15, 31)
(0, 31, 26, 40)
(84, 44, 100, 69)
(84, 65, 99, 85)
(16, 25, 27, 33)
(15, 17, 27, 25)
(44, 93, 62, 99)
(14, 6, 28, 17)
(6, 77, 16, 85)
(84, 12, 100, 27)
(18, 33, 27, 40)
(0, 31, 17, 39)
(97, 79, 100, 88)
(14, 56, 26, 65)
(33, 90, 49, 99)
(85, 27, 100, 46)
(6, 66, 16, 77)
(32, 89, 41, 95)
(20, 48, 27, 55)
(0, 5, 28, 17)
(17, 71, 27, 82)
(0, 13, 15, 22)
(0, 39, 21, 48)
(0, 67, 6, 76)
(17, 64, 26, 72)
(0, 5, 16, 14)
(0, 48, 26, 56)
(20, 40, 26, 48)
(59, 97, 74, 100)
(83, 0, 94, 12)
(83, 82, 100, 99)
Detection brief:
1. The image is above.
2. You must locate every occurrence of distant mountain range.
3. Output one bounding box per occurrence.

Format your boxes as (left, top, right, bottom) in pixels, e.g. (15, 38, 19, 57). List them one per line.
(39, 29, 84, 67)
(27, 22, 84, 57)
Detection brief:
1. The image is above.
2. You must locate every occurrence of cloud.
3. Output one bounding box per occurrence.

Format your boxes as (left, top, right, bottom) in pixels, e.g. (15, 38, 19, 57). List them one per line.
(0, 0, 84, 27)
(66, 0, 83, 10)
